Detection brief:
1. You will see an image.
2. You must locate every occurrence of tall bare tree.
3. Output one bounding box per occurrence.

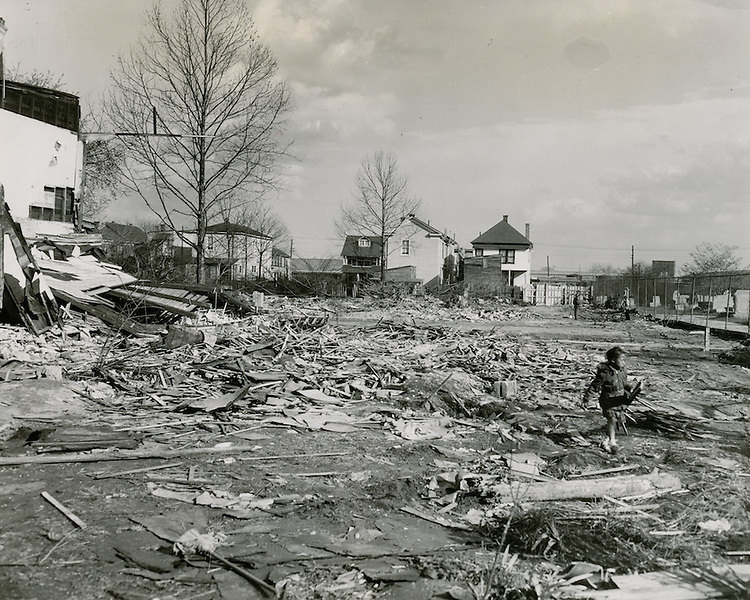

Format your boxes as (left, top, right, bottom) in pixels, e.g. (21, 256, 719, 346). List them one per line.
(682, 242, 743, 275)
(80, 114, 125, 220)
(4, 64, 66, 90)
(106, 0, 290, 283)
(338, 151, 420, 281)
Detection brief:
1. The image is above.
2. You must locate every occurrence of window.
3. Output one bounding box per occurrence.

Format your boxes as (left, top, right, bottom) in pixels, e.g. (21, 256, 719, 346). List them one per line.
(358, 238, 371, 247)
(347, 256, 379, 267)
(401, 240, 410, 256)
(500, 249, 516, 264)
(475, 248, 484, 257)
(29, 187, 75, 222)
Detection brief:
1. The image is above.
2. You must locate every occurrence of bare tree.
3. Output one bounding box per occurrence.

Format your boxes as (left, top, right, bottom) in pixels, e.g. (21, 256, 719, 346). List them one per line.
(338, 151, 420, 281)
(80, 115, 124, 220)
(590, 263, 619, 276)
(682, 242, 743, 275)
(620, 261, 653, 279)
(5, 64, 66, 90)
(105, 0, 290, 283)
(246, 201, 288, 278)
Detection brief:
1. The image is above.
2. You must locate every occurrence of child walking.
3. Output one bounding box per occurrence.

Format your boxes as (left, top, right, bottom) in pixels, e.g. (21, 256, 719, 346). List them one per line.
(583, 346, 639, 454)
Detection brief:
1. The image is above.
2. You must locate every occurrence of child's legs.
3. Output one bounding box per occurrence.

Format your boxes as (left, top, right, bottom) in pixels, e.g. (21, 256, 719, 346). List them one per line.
(606, 416, 617, 443)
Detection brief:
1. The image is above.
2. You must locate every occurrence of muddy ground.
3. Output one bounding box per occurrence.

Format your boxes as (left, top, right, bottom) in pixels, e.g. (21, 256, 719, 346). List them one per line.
(0, 301, 748, 599)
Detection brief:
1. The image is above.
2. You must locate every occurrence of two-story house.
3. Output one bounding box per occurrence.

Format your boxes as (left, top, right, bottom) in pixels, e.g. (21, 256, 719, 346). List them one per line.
(465, 215, 533, 297)
(340, 235, 382, 294)
(199, 222, 273, 282)
(385, 214, 458, 289)
(270, 246, 290, 280)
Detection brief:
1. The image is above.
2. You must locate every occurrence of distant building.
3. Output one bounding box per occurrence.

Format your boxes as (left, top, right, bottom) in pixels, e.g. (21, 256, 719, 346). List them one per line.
(652, 260, 676, 278)
(465, 215, 533, 298)
(340, 214, 459, 293)
(174, 223, 274, 282)
(270, 246, 290, 280)
(290, 257, 344, 296)
(385, 214, 459, 289)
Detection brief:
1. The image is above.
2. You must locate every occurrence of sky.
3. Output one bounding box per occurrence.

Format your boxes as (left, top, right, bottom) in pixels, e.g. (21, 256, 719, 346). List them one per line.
(2, 0, 749, 271)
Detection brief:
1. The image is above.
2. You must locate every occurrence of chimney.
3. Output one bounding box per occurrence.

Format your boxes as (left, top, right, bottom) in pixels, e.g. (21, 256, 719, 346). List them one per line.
(525, 223, 530, 241)
(502, 215, 508, 222)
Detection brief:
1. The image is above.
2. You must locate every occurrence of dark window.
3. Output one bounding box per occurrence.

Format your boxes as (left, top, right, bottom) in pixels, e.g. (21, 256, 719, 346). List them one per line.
(347, 256, 379, 267)
(475, 248, 484, 257)
(29, 186, 75, 222)
(500, 249, 516, 264)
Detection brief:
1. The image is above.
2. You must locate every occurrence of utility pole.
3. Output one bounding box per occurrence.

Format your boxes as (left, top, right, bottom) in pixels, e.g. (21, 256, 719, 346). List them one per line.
(630, 245, 635, 304)
(289, 238, 293, 278)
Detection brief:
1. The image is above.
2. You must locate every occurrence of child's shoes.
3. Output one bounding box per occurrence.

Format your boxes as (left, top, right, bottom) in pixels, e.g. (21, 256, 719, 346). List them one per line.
(601, 439, 619, 455)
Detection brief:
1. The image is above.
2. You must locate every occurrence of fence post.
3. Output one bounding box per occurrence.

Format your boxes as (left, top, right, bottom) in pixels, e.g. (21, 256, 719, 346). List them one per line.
(636, 278, 641, 312)
(675, 278, 680, 322)
(725, 275, 732, 331)
(663, 277, 667, 321)
(690, 277, 696, 324)
(704, 276, 713, 350)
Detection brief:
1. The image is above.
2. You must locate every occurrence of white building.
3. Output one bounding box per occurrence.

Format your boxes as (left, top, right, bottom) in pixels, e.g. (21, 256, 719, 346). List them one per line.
(0, 79, 83, 240)
(175, 222, 274, 282)
(469, 215, 533, 288)
(385, 214, 458, 289)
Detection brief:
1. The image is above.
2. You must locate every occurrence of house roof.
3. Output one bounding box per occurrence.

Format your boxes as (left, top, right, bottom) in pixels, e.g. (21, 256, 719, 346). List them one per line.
(2, 80, 81, 131)
(272, 247, 290, 259)
(290, 257, 342, 274)
(340, 235, 382, 258)
(205, 222, 272, 240)
(149, 231, 173, 243)
(471, 216, 532, 247)
(100, 222, 148, 244)
(404, 214, 455, 244)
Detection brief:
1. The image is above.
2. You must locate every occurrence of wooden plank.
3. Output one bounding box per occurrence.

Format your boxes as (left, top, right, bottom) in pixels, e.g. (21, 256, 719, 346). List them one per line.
(106, 288, 198, 317)
(41, 491, 86, 529)
(487, 472, 681, 502)
(51, 289, 162, 336)
(570, 465, 640, 478)
(129, 285, 212, 309)
(0, 448, 350, 467)
(93, 461, 184, 480)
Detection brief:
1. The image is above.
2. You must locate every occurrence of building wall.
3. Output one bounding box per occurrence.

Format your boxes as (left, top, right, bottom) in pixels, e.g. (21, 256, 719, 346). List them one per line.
(386, 223, 454, 288)
(464, 254, 533, 299)
(471, 247, 531, 288)
(0, 110, 82, 238)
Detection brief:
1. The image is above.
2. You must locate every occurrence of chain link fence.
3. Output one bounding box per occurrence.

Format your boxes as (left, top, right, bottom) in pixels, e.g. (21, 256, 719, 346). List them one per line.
(592, 270, 750, 335)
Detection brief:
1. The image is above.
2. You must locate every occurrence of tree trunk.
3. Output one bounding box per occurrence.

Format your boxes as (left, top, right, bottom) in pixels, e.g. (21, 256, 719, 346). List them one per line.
(380, 201, 386, 282)
(488, 472, 681, 503)
(196, 210, 206, 284)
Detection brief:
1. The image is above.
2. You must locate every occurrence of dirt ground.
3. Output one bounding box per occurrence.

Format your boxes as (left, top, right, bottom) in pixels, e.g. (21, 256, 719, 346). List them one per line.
(0, 300, 748, 600)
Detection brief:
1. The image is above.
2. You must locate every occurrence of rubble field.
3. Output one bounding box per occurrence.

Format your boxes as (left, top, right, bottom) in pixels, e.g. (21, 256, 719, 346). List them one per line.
(0, 297, 748, 600)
